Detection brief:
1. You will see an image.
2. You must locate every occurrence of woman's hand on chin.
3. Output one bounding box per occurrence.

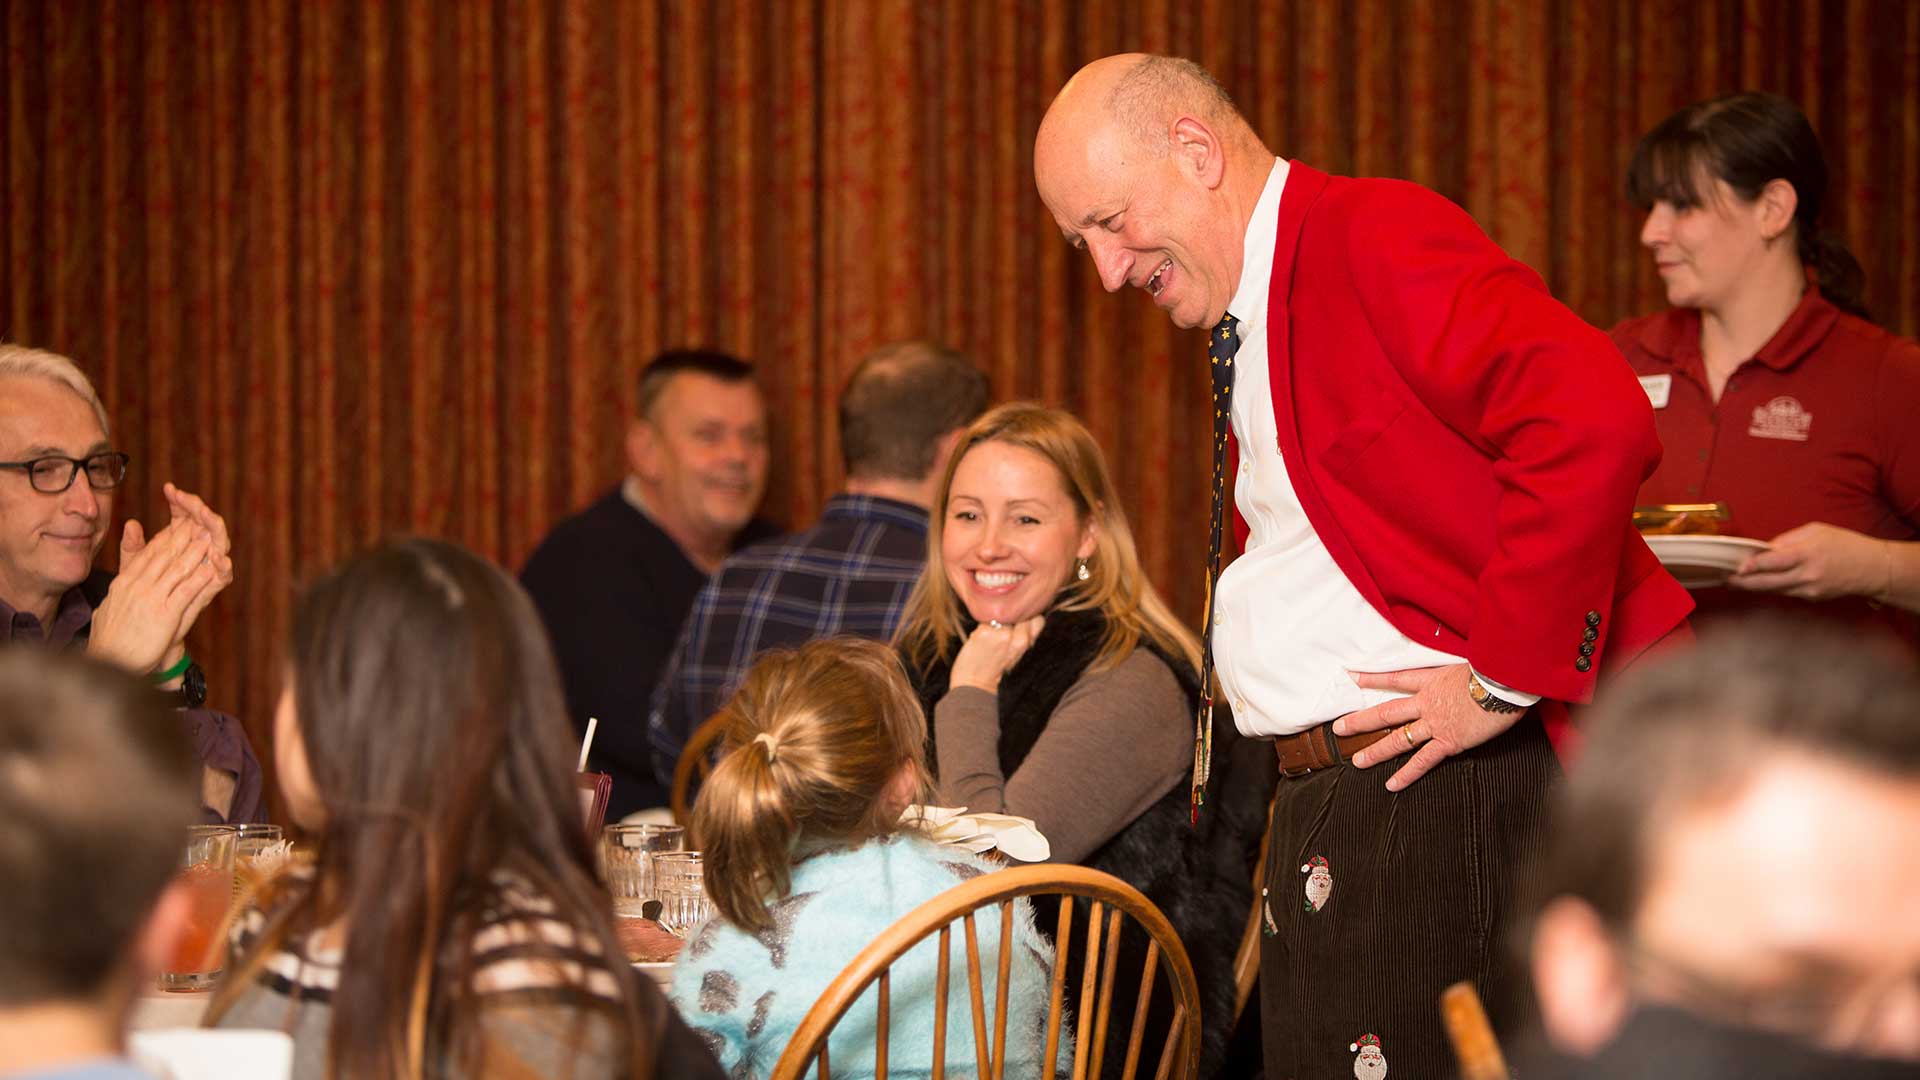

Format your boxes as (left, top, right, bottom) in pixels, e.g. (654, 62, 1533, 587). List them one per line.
(950, 616, 1046, 694)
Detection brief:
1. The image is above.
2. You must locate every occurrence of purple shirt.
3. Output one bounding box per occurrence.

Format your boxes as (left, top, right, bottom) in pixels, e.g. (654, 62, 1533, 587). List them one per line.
(0, 581, 265, 824)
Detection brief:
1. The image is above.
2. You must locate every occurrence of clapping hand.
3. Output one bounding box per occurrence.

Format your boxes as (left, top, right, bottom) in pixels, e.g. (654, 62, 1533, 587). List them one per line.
(156, 483, 235, 638)
(87, 484, 234, 676)
(949, 616, 1046, 695)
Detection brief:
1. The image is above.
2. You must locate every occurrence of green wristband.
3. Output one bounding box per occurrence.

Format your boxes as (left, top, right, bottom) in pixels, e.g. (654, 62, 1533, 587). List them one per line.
(152, 653, 193, 684)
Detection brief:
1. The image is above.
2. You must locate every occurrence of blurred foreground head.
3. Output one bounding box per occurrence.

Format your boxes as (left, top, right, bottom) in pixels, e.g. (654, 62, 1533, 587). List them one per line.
(0, 650, 195, 1008)
(1531, 619, 1920, 1067)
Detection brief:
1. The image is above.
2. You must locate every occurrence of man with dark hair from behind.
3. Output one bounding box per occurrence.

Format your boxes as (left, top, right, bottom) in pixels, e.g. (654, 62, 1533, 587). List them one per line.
(1525, 620, 1920, 1078)
(521, 350, 778, 818)
(0, 651, 200, 1079)
(648, 341, 988, 788)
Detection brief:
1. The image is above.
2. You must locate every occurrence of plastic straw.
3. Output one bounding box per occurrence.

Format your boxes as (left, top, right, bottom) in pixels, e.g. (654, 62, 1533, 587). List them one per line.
(577, 716, 599, 773)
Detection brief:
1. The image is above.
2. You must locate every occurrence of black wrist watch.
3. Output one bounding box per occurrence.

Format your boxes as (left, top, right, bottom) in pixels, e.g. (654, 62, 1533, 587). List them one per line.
(161, 662, 208, 710)
(1467, 670, 1525, 715)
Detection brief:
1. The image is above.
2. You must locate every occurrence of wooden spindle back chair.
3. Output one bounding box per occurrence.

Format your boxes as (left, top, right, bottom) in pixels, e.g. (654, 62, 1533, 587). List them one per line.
(1440, 980, 1511, 1080)
(768, 864, 1203, 1080)
(1231, 795, 1278, 1020)
(669, 711, 729, 830)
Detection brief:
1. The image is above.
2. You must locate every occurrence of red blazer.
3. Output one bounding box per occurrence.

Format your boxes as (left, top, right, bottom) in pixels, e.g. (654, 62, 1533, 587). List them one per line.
(1229, 162, 1691, 703)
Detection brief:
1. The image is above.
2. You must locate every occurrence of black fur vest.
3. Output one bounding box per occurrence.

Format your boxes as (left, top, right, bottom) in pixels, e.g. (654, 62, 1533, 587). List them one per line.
(908, 606, 1276, 1078)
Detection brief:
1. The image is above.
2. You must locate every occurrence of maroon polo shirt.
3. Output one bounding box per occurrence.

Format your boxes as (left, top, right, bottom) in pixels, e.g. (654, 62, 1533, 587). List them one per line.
(1611, 289, 1920, 648)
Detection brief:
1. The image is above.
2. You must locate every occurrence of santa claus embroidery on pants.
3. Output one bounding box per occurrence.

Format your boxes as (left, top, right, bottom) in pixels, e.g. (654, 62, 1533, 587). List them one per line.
(1350, 1033, 1388, 1078)
(1302, 854, 1332, 912)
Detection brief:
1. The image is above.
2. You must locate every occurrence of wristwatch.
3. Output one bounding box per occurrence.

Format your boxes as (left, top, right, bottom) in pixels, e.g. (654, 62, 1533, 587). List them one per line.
(160, 662, 208, 710)
(1467, 670, 1525, 715)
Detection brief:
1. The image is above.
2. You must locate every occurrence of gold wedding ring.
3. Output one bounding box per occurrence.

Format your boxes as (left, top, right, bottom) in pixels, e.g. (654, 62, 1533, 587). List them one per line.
(1402, 723, 1417, 748)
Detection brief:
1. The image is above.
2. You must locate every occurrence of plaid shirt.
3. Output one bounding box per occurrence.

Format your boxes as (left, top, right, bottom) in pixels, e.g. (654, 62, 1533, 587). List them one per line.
(647, 494, 928, 788)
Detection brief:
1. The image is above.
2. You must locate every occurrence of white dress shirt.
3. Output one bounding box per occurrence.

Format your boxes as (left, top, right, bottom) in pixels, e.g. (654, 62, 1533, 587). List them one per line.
(1210, 159, 1533, 738)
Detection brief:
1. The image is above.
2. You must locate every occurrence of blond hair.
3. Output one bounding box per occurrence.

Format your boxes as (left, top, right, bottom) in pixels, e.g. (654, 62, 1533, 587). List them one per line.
(0, 344, 110, 435)
(894, 402, 1202, 678)
(691, 638, 932, 933)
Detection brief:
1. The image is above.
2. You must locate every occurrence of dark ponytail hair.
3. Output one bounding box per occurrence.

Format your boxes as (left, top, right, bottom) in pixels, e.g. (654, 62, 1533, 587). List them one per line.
(1626, 91, 1870, 321)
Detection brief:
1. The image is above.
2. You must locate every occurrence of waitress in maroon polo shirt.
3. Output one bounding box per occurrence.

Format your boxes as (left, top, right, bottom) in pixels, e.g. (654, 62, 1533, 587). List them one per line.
(1612, 91, 1920, 647)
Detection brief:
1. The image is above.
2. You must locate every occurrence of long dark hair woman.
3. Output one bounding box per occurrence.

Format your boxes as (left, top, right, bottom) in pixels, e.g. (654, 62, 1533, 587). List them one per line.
(1615, 91, 1920, 643)
(895, 402, 1274, 1078)
(209, 539, 723, 1079)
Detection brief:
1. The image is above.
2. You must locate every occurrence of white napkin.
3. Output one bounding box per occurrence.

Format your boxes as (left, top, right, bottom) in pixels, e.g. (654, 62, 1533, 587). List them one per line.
(130, 1029, 293, 1080)
(901, 805, 1051, 862)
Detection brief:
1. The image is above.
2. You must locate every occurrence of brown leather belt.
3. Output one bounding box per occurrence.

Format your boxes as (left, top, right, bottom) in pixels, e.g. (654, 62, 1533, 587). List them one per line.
(1273, 723, 1394, 778)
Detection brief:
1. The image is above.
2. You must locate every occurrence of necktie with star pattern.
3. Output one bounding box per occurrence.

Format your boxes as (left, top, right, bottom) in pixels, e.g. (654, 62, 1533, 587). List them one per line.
(1192, 311, 1239, 823)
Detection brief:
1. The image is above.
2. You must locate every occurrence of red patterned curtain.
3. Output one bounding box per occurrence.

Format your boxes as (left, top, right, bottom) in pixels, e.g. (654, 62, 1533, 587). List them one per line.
(4, 1, 1917, 808)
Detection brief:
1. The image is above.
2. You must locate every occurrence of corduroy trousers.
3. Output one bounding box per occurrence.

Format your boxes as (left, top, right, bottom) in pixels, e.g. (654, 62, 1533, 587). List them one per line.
(1257, 716, 1558, 1079)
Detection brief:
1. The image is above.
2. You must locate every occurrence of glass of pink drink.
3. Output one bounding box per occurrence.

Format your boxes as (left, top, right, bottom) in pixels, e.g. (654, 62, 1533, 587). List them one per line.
(159, 824, 238, 991)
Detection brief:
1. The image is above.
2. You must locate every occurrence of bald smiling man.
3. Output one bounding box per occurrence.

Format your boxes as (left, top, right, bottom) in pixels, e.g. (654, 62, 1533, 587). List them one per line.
(1035, 55, 1693, 1077)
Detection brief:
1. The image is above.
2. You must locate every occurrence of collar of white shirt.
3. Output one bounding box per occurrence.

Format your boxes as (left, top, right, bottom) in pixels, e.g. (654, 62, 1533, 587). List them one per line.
(1225, 158, 1289, 331)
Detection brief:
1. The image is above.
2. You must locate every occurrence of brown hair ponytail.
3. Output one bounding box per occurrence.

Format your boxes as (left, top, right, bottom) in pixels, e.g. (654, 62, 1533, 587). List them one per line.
(1801, 225, 1869, 321)
(692, 638, 931, 933)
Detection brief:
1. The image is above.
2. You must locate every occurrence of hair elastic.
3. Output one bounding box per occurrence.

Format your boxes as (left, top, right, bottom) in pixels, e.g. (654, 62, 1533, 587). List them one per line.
(753, 731, 780, 763)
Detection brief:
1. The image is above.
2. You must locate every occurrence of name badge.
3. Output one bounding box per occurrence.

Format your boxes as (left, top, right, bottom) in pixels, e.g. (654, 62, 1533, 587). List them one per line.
(1639, 374, 1672, 409)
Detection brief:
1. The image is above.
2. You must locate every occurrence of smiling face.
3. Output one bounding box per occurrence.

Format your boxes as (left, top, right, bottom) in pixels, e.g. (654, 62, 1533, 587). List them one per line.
(1639, 176, 1781, 313)
(629, 372, 770, 542)
(939, 440, 1096, 626)
(1035, 112, 1245, 330)
(0, 375, 113, 613)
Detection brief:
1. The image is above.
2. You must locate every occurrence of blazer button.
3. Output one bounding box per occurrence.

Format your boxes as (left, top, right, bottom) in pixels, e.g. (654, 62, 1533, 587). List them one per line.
(1583, 626, 1599, 642)
(1579, 641, 1595, 657)
(1585, 611, 1602, 627)
(1574, 656, 1592, 673)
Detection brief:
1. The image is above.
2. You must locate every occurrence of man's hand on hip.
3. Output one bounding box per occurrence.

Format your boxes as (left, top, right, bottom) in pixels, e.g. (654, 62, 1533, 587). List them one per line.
(1332, 663, 1529, 792)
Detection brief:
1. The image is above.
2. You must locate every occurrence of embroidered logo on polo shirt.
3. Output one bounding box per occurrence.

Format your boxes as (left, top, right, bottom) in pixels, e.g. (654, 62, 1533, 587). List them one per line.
(1748, 396, 1812, 442)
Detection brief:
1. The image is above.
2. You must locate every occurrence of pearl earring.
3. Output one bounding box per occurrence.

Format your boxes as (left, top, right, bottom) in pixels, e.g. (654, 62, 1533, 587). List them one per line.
(1076, 559, 1091, 582)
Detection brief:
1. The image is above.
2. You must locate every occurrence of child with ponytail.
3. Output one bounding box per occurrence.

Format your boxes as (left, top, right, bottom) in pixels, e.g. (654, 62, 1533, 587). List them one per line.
(670, 637, 1063, 1077)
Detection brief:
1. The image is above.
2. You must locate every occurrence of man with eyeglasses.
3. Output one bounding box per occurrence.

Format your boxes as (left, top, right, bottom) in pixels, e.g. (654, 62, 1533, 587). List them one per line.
(0, 344, 261, 824)
(1527, 620, 1920, 1076)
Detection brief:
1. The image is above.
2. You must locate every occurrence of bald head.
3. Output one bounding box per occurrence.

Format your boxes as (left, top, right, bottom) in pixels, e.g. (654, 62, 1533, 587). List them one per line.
(1039, 54, 1241, 159)
(1035, 54, 1272, 330)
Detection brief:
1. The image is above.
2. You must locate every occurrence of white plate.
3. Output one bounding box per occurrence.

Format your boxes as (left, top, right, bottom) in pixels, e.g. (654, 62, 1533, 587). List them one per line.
(1643, 534, 1769, 588)
(633, 961, 675, 989)
(132, 1030, 293, 1080)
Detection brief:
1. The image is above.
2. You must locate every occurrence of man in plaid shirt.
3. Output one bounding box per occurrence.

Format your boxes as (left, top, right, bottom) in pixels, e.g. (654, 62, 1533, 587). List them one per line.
(648, 343, 988, 788)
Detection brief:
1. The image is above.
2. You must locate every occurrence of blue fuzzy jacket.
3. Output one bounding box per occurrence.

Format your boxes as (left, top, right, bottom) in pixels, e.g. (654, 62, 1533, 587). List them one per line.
(669, 834, 1068, 1078)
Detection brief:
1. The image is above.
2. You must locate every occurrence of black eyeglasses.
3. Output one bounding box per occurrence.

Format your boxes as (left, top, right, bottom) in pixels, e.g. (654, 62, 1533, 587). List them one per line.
(0, 452, 131, 494)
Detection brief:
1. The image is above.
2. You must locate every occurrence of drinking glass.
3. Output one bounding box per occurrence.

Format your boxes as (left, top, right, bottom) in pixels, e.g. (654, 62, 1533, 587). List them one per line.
(231, 824, 289, 907)
(599, 824, 685, 918)
(653, 851, 712, 935)
(160, 825, 237, 991)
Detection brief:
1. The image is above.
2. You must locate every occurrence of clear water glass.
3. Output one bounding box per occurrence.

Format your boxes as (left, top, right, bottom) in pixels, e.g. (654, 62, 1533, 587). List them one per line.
(652, 851, 712, 935)
(599, 824, 685, 917)
(230, 823, 288, 905)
